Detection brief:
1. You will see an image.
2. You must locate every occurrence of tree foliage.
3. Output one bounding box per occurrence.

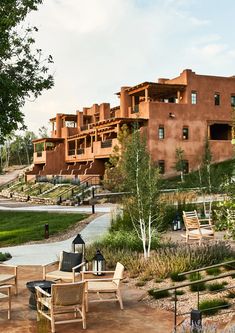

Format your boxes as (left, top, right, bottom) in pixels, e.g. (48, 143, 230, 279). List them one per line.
(0, 0, 54, 142)
(122, 129, 162, 258)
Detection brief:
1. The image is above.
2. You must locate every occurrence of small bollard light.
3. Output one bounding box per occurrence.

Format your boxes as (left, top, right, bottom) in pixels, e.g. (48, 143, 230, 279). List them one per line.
(44, 223, 49, 239)
(190, 309, 202, 332)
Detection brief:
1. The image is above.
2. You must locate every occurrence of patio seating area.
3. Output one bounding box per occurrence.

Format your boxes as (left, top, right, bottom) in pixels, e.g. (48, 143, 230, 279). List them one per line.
(0, 265, 175, 333)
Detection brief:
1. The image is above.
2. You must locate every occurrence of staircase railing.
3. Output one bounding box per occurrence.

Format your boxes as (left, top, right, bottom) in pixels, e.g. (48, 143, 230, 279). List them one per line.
(153, 260, 235, 332)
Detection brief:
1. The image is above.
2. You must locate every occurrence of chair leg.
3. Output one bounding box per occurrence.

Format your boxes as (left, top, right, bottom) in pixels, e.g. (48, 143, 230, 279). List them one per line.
(8, 295, 11, 320)
(82, 303, 86, 329)
(85, 292, 89, 312)
(116, 289, 123, 310)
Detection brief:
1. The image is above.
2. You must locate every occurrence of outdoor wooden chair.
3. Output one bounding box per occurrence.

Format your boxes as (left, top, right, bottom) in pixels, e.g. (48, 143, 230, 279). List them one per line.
(36, 281, 86, 332)
(43, 251, 85, 283)
(0, 264, 18, 295)
(0, 285, 12, 319)
(82, 262, 124, 311)
(182, 210, 215, 245)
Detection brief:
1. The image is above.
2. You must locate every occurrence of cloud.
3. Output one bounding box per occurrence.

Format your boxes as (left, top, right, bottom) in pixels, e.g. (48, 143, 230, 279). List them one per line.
(22, 0, 235, 133)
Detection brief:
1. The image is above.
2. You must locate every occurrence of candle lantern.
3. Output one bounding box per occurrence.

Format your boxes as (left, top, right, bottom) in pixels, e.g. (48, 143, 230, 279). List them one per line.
(92, 249, 106, 276)
(72, 234, 85, 261)
(171, 219, 178, 231)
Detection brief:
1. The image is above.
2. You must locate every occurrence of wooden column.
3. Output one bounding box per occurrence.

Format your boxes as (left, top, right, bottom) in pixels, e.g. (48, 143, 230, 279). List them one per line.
(177, 91, 180, 103)
(145, 88, 149, 102)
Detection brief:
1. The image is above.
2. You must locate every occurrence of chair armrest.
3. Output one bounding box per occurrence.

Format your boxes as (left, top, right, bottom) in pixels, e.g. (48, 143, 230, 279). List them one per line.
(72, 262, 86, 272)
(0, 285, 12, 290)
(0, 264, 17, 268)
(35, 286, 51, 297)
(82, 270, 115, 274)
(85, 278, 122, 282)
(42, 260, 59, 268)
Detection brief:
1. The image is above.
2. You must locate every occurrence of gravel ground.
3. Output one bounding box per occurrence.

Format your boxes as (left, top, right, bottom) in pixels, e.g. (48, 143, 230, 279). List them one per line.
(125, 272, 235, 325)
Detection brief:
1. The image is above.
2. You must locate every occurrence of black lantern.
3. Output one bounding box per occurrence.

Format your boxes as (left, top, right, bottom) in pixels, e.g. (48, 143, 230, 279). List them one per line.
(92, 249, 106, 276)
(72, 234, 85, 261)
(171, 219, 178, 231)
(175, 213, 182, 230)
(190, 309, 202, 332)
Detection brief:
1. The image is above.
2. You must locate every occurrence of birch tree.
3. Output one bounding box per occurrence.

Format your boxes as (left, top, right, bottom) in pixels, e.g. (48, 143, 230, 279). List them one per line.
(122, 129, 161, 258)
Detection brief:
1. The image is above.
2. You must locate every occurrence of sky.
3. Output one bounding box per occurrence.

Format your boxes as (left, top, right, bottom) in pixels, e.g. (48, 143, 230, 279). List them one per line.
(23, 0, 235, 135)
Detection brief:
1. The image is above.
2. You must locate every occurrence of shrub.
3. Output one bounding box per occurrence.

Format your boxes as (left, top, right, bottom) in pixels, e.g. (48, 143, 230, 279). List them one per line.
(0, 252, 12, 261)
(207, 282, 227, 292)
(189, 272, 206, 292)
(223, 260, 235, 271)
(85, 239, 235, 280)
(226, 291, 235, 299)
(148, 288, 170, 299)
(175, 290, 185, 296)
(199, 298, 230, 316)
(170, 271, 187, 282)
(206, 267, 221, 276)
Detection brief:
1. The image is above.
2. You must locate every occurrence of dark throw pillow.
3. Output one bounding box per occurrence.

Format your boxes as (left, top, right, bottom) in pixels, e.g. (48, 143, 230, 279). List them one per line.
(60, 251, 82, 272)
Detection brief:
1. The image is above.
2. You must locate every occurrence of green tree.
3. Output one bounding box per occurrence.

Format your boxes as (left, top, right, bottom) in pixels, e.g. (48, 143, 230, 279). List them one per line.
(0, 0, 53, 143)
(103, 124, 130, 191)
(121, 129, 161, 258)
(174, 147, 186, 182)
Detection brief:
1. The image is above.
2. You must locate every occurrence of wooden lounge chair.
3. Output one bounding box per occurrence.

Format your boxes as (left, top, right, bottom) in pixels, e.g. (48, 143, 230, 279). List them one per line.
(36, 281, 86, 333)
(0, 285, 12, 319)
(82, 262, 124, 311)
(0, 264, 18, 295)
(43, 251, 85, 283)
(182, 210, 215, 245)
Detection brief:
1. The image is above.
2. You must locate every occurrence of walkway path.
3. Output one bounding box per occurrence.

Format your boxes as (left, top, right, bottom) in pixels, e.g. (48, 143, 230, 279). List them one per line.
(0, 213, 111, 265)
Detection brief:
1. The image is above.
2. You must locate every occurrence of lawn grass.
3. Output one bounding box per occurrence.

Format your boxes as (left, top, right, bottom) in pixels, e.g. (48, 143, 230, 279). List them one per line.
(0, 211, 87, 246)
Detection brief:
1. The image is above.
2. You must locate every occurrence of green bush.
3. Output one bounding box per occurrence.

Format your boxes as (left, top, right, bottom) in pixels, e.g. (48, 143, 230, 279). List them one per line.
(207, 282, 227, 292)
(85, 239, 235, 280)
(170, 271, 187, 282)
(148, 288, 170, 299)
(0, 252, 12, 261)
(199, 298, 230, 315)
(189, 272, 206, 292)
(226, 291, 235, 299)
(205, 267, 221, 276)
(175, 290, 185, 296)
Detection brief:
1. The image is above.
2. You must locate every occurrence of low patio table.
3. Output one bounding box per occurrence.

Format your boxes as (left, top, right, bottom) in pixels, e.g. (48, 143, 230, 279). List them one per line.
(26, 280, 55, 310)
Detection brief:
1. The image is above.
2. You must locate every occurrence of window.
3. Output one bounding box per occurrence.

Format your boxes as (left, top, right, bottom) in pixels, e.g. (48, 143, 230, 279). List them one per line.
(214, 93, 220, 106)
(183, 160, 189, 174)
(231, 95, 235, 107)
(158, 126, 164, 139)
(182, 127, 189, 140)
(158, 160, 165, 174)
(191, 91, 197, 104)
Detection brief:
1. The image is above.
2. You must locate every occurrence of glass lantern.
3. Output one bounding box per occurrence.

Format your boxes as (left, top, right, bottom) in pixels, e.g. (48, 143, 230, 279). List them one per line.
(72, 234, 85, 261)
(92, 249, 106, 276)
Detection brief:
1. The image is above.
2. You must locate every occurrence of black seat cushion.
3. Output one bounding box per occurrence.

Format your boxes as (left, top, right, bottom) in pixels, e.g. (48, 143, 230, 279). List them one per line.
(60, 251, 83, 272)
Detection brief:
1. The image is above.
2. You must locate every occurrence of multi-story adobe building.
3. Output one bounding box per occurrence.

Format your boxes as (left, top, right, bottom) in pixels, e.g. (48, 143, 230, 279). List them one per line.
(26, 69, 234, 181)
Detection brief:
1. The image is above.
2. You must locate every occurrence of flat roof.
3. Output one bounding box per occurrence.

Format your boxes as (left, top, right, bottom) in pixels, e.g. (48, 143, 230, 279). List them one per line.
(33, 138, 64, 144)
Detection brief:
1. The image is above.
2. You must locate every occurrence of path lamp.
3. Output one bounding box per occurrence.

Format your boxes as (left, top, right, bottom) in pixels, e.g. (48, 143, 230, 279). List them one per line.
(72, 234, 85, 261)
(92, 249, 106, 276)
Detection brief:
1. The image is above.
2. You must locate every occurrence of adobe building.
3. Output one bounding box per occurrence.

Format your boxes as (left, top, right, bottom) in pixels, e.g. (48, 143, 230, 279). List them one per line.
(26, 69, 234, 181)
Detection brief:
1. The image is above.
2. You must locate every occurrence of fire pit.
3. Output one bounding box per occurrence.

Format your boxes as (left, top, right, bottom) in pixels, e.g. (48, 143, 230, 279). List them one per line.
(26, 280, 55, 310)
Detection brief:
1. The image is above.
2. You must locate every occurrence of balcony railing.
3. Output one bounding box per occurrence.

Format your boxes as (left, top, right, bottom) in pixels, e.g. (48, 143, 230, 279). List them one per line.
(101, 139, 112, 148)
(68, 149, 76, 156)
(80, 125, 88, 131)
(77, 148, 84, 155)
(36, 151, 43, 157)
(131, 105, 139, 114)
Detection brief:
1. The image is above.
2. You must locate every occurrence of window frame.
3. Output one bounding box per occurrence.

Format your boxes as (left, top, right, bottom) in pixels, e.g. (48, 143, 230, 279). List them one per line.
(191, 91, 197, 105)
(182, 126, 189, 140)
(231, 95, 235, 107)
(158, 160, 165, 174)
(158, 125, 165, 140)
(214, 93, 220, 106)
